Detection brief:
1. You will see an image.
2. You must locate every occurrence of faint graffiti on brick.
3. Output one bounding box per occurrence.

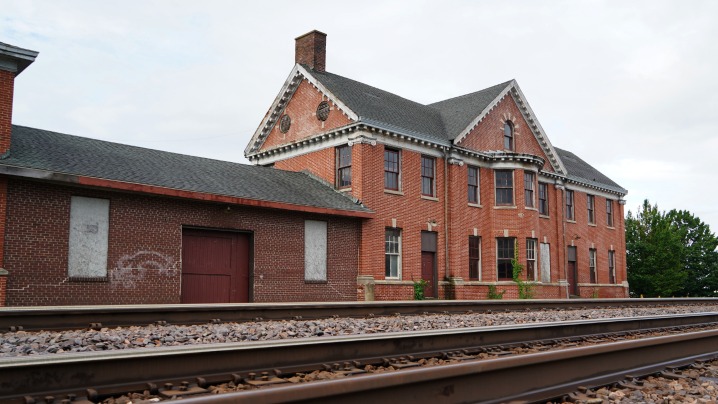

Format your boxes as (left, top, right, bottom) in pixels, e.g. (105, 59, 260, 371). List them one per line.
(111, 251, 178, 289)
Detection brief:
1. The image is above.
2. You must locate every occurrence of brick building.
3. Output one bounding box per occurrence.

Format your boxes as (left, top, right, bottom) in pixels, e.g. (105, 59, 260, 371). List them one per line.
(0, 41, 371, 306)
(245, 31, 629, 299)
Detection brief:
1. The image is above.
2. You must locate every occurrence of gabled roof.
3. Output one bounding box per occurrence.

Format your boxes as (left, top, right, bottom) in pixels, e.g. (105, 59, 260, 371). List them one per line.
(1, 125, 372, 217)
(247, 65, 626, 195)
(554, 147, 627, 194)
(428, 81, 513, 139)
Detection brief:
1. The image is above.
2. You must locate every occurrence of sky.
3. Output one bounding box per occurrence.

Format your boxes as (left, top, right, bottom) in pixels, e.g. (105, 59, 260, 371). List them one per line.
(3, 1, 718, 231)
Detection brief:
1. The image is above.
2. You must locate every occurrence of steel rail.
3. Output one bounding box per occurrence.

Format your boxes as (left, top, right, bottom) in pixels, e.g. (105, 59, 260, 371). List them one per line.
(2, 312, 718, 402)
(182, 329, 718, 404)
(2, 298, 718, 332)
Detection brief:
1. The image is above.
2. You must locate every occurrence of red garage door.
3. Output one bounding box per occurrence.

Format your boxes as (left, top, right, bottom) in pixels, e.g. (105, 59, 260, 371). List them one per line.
(181, 229, 250, 303)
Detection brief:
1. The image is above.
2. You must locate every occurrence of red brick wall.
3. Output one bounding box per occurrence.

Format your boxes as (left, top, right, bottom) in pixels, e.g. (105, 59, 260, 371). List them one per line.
(357, 145, 447, 300)
(0, 177, 6, 306)
(3, 178, 361, 306)
(457, 95, 555, 173)
(260, 79, 353, 151)
(563, 188, 627, 297)
(267, 138, 627, 300)
(0, 70, 14, 155)
(274, 146, 336, 186)
(0, 275, 6, 306)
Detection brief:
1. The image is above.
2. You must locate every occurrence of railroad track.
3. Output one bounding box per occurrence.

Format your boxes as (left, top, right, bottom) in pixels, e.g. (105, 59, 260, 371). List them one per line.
(3, 312, 718, 403)
(2, 298, 718, 332)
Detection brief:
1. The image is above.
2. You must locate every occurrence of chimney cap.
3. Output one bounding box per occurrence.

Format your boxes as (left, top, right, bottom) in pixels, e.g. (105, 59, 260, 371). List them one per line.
(295, 30, 327, 41)
(0, 42, 39, 76)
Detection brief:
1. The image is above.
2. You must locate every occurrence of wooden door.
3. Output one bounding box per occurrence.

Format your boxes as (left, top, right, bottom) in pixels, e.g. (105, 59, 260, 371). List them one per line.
(567, 246, 578, 296)
(181, 229, 250, 303)
(421, 251, 436, 298)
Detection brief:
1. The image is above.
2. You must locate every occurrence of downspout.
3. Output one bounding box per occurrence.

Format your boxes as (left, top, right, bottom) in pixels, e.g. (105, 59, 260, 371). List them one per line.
(558, 181, 569, 299)
(444, 148, 451, 283)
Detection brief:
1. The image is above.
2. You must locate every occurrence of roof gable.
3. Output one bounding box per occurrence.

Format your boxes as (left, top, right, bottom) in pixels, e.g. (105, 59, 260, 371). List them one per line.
(245, 64, 358, 156)
(428, 81, 512, 139)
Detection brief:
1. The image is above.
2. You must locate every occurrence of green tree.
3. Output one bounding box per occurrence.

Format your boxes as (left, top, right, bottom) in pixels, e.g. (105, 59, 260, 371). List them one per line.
(667, 209, 718, 297)
(626, 200, 686, 297)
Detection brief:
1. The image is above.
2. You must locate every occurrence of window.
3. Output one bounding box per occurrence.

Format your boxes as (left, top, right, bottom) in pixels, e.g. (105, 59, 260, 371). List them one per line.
(524, 171, 535, 208)
(526, 238, 537, 281)
(385, 228, 401, 278)
(566, 190, 575, 221)
(68, 196, 110, 279)
(587, 194, 595, 224)
(539, 182, 549, 215)
(304, 220, 327, 281)
(503, 121, 514, 151)
(540, 242, 551, 282)
(336, 145, 351, 188)
(468, 166, 480, 204)
(589, 249, 597, 283)
(497, 237, 515, 280)
(606, 199, 614, 227)
(384, 148, 400, 191)
(608, 250, 616, 283)
(421, 156, 436, 197)
(495, 170, 513, 205)
(469, 236, 481, 279)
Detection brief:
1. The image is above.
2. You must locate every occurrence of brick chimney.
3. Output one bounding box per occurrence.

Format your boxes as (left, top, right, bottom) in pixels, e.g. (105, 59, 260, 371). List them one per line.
(295, 30, 326, 72)
(0, 42, 38, 157)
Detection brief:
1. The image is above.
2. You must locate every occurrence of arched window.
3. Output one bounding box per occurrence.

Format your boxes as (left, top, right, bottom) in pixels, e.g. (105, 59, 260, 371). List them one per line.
(503, 121, 514, 150)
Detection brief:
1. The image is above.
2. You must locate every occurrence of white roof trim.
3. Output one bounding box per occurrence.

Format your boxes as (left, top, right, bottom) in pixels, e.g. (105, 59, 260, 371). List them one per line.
(453, 79, 566, 175)
(453, 82, 513, 145)
(244, 64, 359, 157)
(509, 81, 567, 175)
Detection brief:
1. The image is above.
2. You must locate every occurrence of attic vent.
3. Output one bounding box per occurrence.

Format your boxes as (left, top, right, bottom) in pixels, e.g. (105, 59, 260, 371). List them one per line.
(317, 101, 330, 121)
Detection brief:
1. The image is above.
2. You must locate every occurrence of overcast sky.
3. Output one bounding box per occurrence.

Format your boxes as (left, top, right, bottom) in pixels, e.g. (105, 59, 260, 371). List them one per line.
(3, 1, 718, 231)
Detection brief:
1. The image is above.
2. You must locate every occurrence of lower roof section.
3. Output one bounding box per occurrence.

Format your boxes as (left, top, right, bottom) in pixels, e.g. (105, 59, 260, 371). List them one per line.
(0, 125, 372, 218)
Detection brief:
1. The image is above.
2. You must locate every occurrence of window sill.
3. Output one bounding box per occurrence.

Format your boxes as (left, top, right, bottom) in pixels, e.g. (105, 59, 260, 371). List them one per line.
(69, 276, 108, 283)
(384, 189, 404, 196)
(525, 207, 537, 211)
(566, 219, 576, 223)
(494, 205, 517, 210)
(304, 279, 328, 284)
(539, 214, 550, 219)
(468, 203, 482, 208)
(338, 187, 352, 192)
(607, 226, 616, 230)
(421, 195, 439, 202)
(588, 223, 597, 227)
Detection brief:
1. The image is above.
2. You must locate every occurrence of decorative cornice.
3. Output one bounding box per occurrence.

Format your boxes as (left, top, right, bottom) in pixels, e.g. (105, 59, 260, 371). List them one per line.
(347, 132, 377, 146)
(249, 122, 451, 163)
(447, 157, 464, 166)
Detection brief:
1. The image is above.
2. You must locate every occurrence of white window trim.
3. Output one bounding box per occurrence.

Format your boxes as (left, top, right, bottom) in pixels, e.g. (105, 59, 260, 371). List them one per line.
(385, 229, 402, 279)
(494, 169, 515, 207)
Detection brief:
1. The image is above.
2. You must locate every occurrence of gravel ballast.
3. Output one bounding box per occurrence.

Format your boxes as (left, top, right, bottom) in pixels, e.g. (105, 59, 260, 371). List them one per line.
(2, 304, 718, 357)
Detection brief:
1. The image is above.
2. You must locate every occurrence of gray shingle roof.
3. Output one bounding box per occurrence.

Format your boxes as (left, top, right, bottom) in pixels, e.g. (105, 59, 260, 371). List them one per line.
(309, 68, 513, 144)
(428, 81, 512, 139)
(554, 147, 626, 194)
(2, 125, 371, 215)
(309, 69, 449, 143)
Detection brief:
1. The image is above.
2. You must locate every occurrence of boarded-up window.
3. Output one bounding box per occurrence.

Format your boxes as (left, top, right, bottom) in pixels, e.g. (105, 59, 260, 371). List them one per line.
(304, 220, 327, 281)
(68, 196, 110, 278)
(540, 243, 551, 283)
